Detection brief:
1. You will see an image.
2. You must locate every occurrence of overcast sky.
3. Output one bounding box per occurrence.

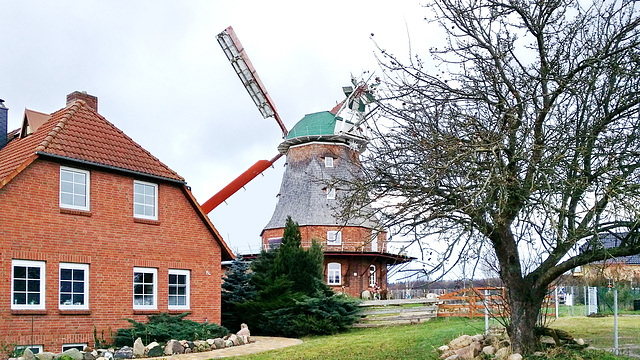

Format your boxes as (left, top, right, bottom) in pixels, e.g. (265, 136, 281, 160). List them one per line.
(0, 1, 434, 256)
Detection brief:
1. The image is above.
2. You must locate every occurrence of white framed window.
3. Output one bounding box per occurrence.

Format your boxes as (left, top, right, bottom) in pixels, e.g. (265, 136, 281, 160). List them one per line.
(14, 345, 43, 355)
(326, 187, 336, 200)
(371, 231, 378, 252)
(133, 180, 158, 220)
(11, 260, 46, 310)
(59, 263, 89, 310)
(327, 231, 342, 245)
(324, 157, 334, 167)
(60, 167, 90, 211)
(62, 344, 87, 352)
(369, 265, 377, 287)
(327, 263, 341, 285)
(168, 269, 190, 310)
(133, 267, 157, 310)
(267, 237, 282, 250)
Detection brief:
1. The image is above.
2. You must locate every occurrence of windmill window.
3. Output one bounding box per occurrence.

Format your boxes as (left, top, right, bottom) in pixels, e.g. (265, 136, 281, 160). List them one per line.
(327, 263, 341, 285)
(327, 231, 342, 245)
(324, 157, 334, 168)
(369, 265, 376, 287)
(326, 187, 336, 200)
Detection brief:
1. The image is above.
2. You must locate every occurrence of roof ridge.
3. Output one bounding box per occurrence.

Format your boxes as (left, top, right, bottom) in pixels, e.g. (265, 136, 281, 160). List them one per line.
(35, 100, 84, 152)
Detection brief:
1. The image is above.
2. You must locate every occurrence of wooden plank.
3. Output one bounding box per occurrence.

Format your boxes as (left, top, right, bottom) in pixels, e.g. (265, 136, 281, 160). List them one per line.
(359, 298, 437, 307)
(359, 312, 437, 322)
(361, 305, 438, 315)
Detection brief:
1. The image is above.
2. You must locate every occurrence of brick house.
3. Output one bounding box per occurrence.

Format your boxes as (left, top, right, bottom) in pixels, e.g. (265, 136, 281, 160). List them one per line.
(0, 92, 233, 353)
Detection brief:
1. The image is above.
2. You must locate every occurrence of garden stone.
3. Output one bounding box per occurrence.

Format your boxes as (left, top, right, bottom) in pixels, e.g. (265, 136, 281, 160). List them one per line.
(454, 341, 481, 360)
(36, 353, 55, 360)
(23, 349, 35, 360)
(482, 345, 496, 355)
(114, 346, 132, 359)
(133, 338, 145, 357)
(94, 358, 107, 360)
(186, 341, 194, 350)
(444, 355, 459, 360)
(164, 340, 184, 355)
(206, 339, 215, 347)
(237, 336, 245, 346)
(145, 346, 163, 358)
(361, 290, 371, 300)
(213, 338, 225, 349)
(229, 334, 239, 346)
(437, 345, 450, 352)
(439, 350, 455, 359)
(508, 354, 522, 360)
(83, 352, 96, 360)
(184, 349, 192, 354)
(59, 349, 83, 360)
(495, 347, 510, 360)
(102, 352, 113, 360)
(224, 340, 234, 348)
(237, 323, 250, 338)
(449, 335, 472, 350)
(470, 334, 484, 342)
(575, 338, 585, 345)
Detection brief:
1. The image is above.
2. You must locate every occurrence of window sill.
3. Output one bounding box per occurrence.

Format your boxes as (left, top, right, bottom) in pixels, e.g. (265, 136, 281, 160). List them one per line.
(133, 309, 160, 315)
(11, 309, 47, 315)
(60, 208, 91, 217)
(133, 218, 160, 226)
(59, 309, 91, 315)
(168, 309, 191, 315)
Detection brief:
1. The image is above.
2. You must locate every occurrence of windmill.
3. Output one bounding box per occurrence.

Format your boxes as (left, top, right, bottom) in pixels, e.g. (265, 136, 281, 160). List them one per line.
(205, 26, 411, 298)
(200, 26, 376, 213)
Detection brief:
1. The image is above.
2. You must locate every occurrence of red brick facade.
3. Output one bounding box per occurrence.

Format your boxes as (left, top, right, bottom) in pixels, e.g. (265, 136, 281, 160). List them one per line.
(262, 226, 390, 298)
(0, 153, 227, 351)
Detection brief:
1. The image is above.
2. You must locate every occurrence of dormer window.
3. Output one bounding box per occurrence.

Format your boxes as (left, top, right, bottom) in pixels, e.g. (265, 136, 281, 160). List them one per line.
(325, 157, 334, 168)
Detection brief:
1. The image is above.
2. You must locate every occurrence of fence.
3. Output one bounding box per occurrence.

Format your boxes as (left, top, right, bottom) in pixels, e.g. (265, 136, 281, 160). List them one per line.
(355, 298, 438, 327)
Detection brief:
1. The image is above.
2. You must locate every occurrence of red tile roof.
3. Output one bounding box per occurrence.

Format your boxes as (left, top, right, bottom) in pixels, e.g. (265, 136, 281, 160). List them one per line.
(0, 99, 184, 187)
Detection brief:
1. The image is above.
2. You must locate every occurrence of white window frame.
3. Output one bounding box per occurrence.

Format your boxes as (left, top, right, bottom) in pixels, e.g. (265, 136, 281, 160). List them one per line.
(369, 265, 377, 287)
(326, 187, 336, 200)
(62, 344, 87, 352)
(60, 167, 90, 211)
(327, 230, 342, 246)
(133, 267, 157, 310)
(168, 269, 190, 310)
(371, 231, 378, 252)
(327, 263, 341, 285)
(59, 263, 89, 310)
(133, 180, 158, 220)
(324, 157, 334, 167)
(11, 260, 46, 310)
(267, 237, 282, 250)
(14, 345, 43, 355)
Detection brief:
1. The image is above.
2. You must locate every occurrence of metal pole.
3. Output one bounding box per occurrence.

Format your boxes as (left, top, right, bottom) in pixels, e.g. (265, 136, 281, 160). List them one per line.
(614, 289, 619, 355)
(571, 286, 574, 317)
(484, 289, 489, 335)
(555, 287, 559, 319)
(584, 286, 588, 316)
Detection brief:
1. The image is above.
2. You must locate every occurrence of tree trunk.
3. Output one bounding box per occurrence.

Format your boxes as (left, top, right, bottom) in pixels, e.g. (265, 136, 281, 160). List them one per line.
(506, 287, 545, 354)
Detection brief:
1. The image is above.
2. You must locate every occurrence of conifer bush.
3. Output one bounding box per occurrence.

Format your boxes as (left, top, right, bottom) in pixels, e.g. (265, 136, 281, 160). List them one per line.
(112, 313, 228, 347)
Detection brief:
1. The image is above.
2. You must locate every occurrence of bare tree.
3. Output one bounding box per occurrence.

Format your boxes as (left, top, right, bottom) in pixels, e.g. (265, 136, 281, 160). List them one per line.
(341, 0, 640, 353)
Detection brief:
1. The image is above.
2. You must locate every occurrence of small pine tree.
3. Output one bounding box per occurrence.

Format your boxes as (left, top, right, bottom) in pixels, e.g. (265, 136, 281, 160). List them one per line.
(221, 255, 256, 331)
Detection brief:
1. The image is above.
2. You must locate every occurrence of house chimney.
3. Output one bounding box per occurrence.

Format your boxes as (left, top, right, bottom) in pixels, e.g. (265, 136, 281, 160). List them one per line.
(0, 99, 8, 151)
(66, 91, 98, 112)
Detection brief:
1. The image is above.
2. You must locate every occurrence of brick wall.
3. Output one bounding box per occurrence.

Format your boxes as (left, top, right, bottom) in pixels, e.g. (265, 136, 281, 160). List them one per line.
(0, 159, 223, 352)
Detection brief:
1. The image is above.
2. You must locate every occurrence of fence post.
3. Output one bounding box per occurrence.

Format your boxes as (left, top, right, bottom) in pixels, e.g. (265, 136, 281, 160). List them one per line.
(555, 286, 559, 319)
(584, 286, 588, 316)
(484, 289, 489, 335)
(571, 286, 574, 317)
(614, 289, 619, 355)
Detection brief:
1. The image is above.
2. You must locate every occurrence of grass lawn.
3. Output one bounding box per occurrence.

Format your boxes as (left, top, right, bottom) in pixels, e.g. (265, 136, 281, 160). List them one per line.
(223, 317, 636, 360)
(550, 314, 640, 358)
